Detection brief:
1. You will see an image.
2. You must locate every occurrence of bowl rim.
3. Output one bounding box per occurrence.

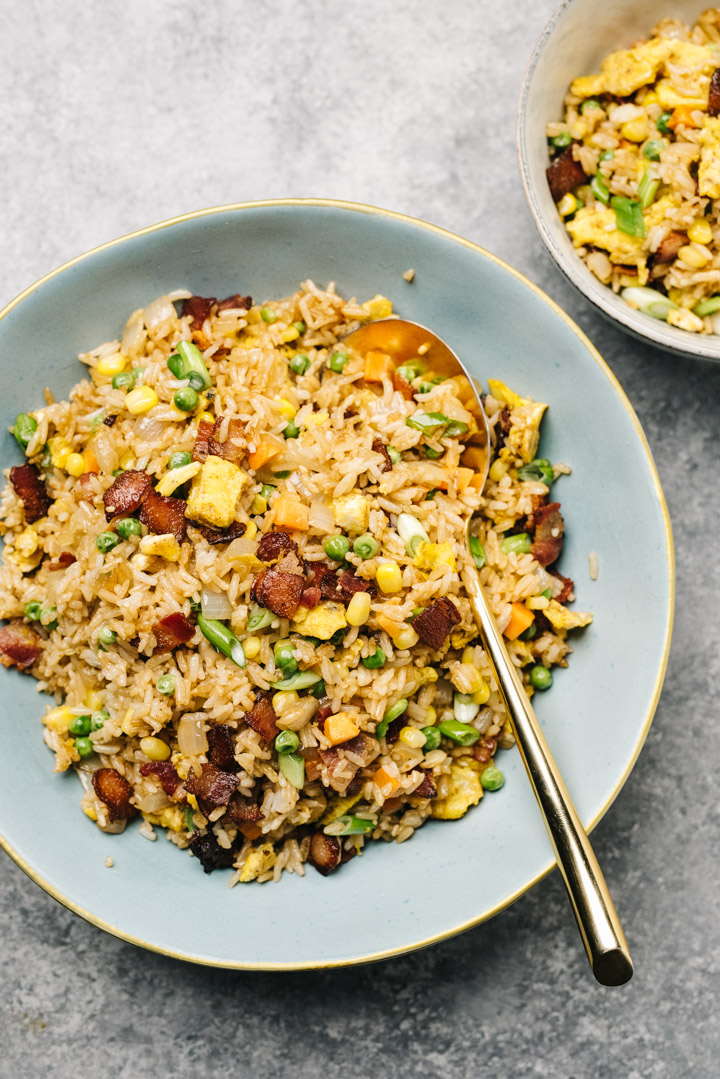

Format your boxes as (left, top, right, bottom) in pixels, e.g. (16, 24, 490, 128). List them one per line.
(516, 0, 720, 361)
(0, 197, 675, 969)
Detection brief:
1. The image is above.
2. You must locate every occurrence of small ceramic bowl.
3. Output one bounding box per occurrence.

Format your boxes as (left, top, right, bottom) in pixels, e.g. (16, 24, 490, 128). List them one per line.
(518, 0, 720, 361)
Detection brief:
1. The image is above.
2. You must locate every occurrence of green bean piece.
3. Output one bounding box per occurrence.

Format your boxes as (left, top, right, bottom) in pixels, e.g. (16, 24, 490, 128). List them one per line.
(530, 665, 553, 690)
(323, 535, 350, 561)
(247, 604, 274, 632)
(500, 533, 532, 556)
(438, 718, 480, 746)
(260, 306, 277, 323)
(96, 532, 121, 554)
(116, 517, 142, 540)
(270, 670, 321, 691)
(74, 736, 95, 758)
(197, 614, 247, 667)
(156, 673, 176, 696)
(174, 387, 199, 412)
(361, 645, 385, 669)
(290, 353, 311, 375)
(481, 765, 505, 791)
(167, 353, 185, 378)
(323, 815, 374, 837)
(12, 413, 38, 451)
(421, 726, 442, 751)
(468, 536, 486, 570)
(329, 349, 350, 373)
(278, 751, 305, 788)
(353, 533, 379, 560)
(692, 295, 720, 317)
(275, 730, 300, 754)
(68, 714, 92, 737)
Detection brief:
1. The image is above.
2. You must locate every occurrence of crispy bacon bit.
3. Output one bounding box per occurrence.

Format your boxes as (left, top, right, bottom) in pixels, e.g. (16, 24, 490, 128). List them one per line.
(45, 551, 76, 571)
(140, 487, 187, 542)
(192, 418, 215, 463)
(208, 417, 246, 466)
(495, 406, 512, 451)
(103, 469, 152, 519)
(139, 760, 181, 797)
(9, 464, 51, 523)
(103, 414, 118, 427)
(413, 773, 437, 799)
(299, 585, 321, 609)
(340, 732, 379, 767)
(316, 701, 333, 726)
(337, 570, 377, 602)
(302, 748, 322, 782)
(472, 735, 498, 766)
(182, 295, 215, 330)
(206, 725, 239, 772)
(254, 565, 305, 618)
(530, 501, 564, 566)
(189, 831, 235, 874)
(709, 68, 720, 116)
(308, 832, 342, 876)
(371, 438, 393, 473)
(0, 621, 43, 670)
(222, 793, 263, 824)
(92, 768, 136, 821)
(256, 530, 298, 563)
(413, 596, 461, 650)
(151, 611, 195, 653)
(546, 144, 587, 202)
(242, 691, 278, 743)
(185, 762, 238, 807)
(216, 294, 252, 312)
(192, 520, 247, 545)
(654, 230, 686, 265)
(385, 718, 405, 744)
(551, 570, 574, 604)
(391, 369, 414, 400)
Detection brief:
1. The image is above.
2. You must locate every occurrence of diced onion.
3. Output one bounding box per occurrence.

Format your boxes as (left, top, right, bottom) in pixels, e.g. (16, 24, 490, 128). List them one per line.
(121, 309, 147, 358)
(135, 791, 171, 813)
(143, 294, 175, 332)
(308, 500, 335, 533)
(609, 103, 643, 123)
(177, 714, 208, 756)
(396, 512, 430, 556)
(135, 415, 166, 443)
(93, 428, 119, 474)
(201, 588, 233, 620)
(225, 536, 259, 560)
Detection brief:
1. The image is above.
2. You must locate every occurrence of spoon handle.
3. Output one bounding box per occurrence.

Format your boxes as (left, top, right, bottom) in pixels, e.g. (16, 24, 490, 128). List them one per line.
(462, 567, 633, 986)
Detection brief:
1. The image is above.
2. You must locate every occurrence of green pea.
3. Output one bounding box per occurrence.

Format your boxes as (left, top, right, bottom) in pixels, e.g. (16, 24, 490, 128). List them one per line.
(421, 726, 442, 751)
(599, 149, 614, 162)
(24, 601, 42, 621)
(168, 451, 193, 470)
(517, 458, 554, 485)
(98, 625, 117, 649)
(90, 710, 109, 730)
(260, 306, 277, 323)
(519, 622, 537, 641)
(329, 350, 350, 373)
(643, 140, 664, 161)
(174, 387, 199, 412)
(96, 532, 121, 554)
(387, 446, 402, 465)
(116, 517, 142, 539)
(274, 639, 298, 673)
(468, 536, 486, 570)
(361, 645, 385, 669)
(275, 730, 300, 754)
(74, 736, 95, 758)
(283, 421, 300, 439)
(530, 665, 553, 690)
(311, 678, 326, 698)
(156, 674, 175, 696)
(481, 765, 505, 791)
(290, 353, 311, 375)
(12, 413, 38, 451)
(581, 99, 601, 112)
(500, 533, 532, 556)
(293, 320, 307, 335)
(550, 132, 573, 148)
(259, 484, 276, 503)
(416, 382, 434, 395)
(437, 719, 479, 746)
(68, 714, 92, 736)
(323, 535, 350, 561)
(656, 111, 672, 134)
(353, 534, 379, 560)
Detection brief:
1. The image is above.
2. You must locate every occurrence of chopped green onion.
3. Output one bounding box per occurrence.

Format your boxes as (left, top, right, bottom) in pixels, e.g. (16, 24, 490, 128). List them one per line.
(692, 295, 720, 317)
(361, 645, 385, 669)
(637, 169, 659, 209)
(259, 483, 276, 501)
(275, 730, 300, 754)
(24, 601, 42, 621)
(406, 411, 449, 436)
(387, 446, 402, 465)
(500, 533, 532, 556)
(168, 451, 192, 469)
(611, 196, 646, 237)
(590, 174, 610, 205)
(621, 286, 678, 321)
(278, 751, 305, 788)
(423, 444, 443, 459)
(311, 678, 326, 698)
(12, 413, 37, 452)
(443, 419, 469, 438)
(643, 140, 664, 162)
(98, 625, 117, 650)
(453, 692, 479, 723)
(520, 622, 537, 641)
(425, 489, 438, 500)
(396, 512, 429, 556)
(175, 340, 212, 389)
(468, 536, 486, 570)
(353, 534, 379, 559)
(376, 698, 408, 739)
(323, 815, 374, 836)
(438, 718, 480, 746)
(167, 353, 185, 378)
(517, 458, 554, 485)
(273, 469, 291, 478)
(599, 150, 614, 162)
(185, 806, 196, 832)
(156, 673, 176, 696)
(270, 670, 321, 691)
(408, 606, 425, 620)
(197, 614, 246, 667)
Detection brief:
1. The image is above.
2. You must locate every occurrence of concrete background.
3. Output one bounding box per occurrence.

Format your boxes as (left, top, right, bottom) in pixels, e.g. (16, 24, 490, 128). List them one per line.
(1, 1, 718, 1076)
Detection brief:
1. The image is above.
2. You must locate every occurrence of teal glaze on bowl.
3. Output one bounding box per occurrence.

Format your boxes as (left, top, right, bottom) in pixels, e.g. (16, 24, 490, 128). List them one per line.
(0, 201, 673, 968)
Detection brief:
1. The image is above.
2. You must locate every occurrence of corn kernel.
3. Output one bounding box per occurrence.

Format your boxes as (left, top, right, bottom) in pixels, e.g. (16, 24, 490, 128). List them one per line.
(621, 116, 649, 142)
(139, 736, 171, 761)
(399, 725, 427, 749)
(424, 706, 437, 725)
(346, 591, 371, 626)
(44, 706, 74, 733)
(641, 90, 659, 106)
(198, 411, 215, 424)
(678, 243, 711, 268)
(276, 398, 297, 421)
(462, 645, 477, 666)
(97, 352, 127, 377)
(473, 680, 490, 705)
(82, 801, 98, 821)
(139, 533, 181, 561)
(251, 494, 268, 514)
(126, 386, 159, 414)
(120, 452, 135, 469)
(527, 595, 549, 610)
(65, 452, 85, 477)
(489, 458, 508, 483)
(362, 295, 393, 320)
(244, 520, 258, 540)
(453, 662, 484, 695)
(273, 690, 299, 716)
(280, 327, 300, 343)
(687, 218, 713, 245)
(243, 635, 261, 659)
(306, 411, 328, 427)
(557, 193, 579, 217)
(376, 562, 402, 593)
(394, 626, 420, 649)
(84, 689, 103, 711)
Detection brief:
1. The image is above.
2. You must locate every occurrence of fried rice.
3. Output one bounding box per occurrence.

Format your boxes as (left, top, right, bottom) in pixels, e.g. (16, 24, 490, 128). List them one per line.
(0, 282, 591, 884)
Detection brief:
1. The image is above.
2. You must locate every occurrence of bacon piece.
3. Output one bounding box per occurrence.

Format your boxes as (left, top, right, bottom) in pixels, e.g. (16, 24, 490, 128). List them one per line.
(151, 611, 195, 653)
(494, 406, 512, 451)
(254, 565, 305, 618)
(140, 487, 187, 543)
(337, 570, 377, 602)
(302, 748, 322, 782)
(222, 793, 263, 825)
(413, 773, 437, 799)
(216, 294, 252, 312)
(391, 370, 414, 400)
(192, 520, 247, 545)
(530, 501, 564, 567)
(103, 469, 152, 519)
(340, 732, 379, 767)
(371, 438, 393, 473)
(92, 768, 136, 821)
(242, 691, 278, 743)
(9, 464, 51, 523)
(139, 760, 181, 797)
(299, 585, 321, 609)
(0, 621, 43, 669)
(472, 735, 498, 766)
(185, 762, 238, 808)
(256, 530, 298, 563)
(250, 569, 266, 603)
(208, 417, 246, 466)
(710, 68, 720, 116)
(308, 832, 342, 876)
(103, 414, 118, 427)
(546, 144, 587, 202)
(206, 724, 238, 772)
(551, 570, 574, 604)
(189, 831, 235, 874)
(413, 597, 461, 650)
(385, 718, 405, 744)
(654, 230, 686, 264)
(45, 551, 76, 571)
(192, 418, 215, 463)
(182, 295, 215, 330)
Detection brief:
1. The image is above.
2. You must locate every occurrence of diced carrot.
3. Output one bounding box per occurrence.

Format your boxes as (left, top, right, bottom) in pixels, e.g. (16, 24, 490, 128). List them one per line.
(363, 350, 392, 382)
(248, 437, 282, 471)
(324, 712, 360, 746)
(274, 496, 309, 531)
(82, 447, 99, 474)
(468, 473, 485, 490)
(452, 467, 474, 492)
(669, 105, 699, 130)
(504, 602, 535, 641)
(238, 822, 263, 840)
(373, 764, 401, 799)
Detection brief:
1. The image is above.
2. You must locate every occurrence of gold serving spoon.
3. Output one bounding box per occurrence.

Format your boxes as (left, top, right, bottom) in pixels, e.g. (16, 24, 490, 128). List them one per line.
(343, 318, 633, 986)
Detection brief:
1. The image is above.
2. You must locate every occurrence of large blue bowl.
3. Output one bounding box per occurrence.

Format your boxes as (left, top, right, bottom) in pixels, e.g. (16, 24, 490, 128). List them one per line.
(0, 201, 673, 968)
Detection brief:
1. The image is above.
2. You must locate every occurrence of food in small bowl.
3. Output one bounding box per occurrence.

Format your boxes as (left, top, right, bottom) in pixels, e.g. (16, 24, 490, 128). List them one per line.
(546, 8, 720, 335)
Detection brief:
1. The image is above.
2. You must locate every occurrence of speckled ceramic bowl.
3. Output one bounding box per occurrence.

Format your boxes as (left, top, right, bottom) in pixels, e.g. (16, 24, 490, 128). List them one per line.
(0, 201, 674, 968)
(518, 0, 720, 361)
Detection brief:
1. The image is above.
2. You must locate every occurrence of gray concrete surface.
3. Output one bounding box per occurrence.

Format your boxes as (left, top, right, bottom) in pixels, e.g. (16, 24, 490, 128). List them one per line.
(1, 1, 718, 1076)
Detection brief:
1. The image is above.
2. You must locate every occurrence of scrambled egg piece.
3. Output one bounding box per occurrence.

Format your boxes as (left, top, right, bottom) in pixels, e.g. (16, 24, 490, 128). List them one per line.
(139, 533, 181, 561)
(142, 806, 186, 832)
(431, 761, 483, 820)
(362, 294, 393, 320)
(240, 842, 277, 883)
(655, 77, 709, 111)
(321, 791, 364, 824)
(698, 118, 720, 198)
(544, 599, 593, 632)
(488, 379, 548, 464)
(570, 38, 715, 99)
(487, 379, 522, 409)
(414, 541, 456, 572)
(566, 197, 678, 286)
(186, 456, 248, 529)
(292, 600, 348, 639)
(332, 493, 369, 535)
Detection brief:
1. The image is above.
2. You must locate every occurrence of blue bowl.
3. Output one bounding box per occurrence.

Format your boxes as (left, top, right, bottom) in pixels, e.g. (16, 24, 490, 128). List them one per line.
(0, 201, 673, 968)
